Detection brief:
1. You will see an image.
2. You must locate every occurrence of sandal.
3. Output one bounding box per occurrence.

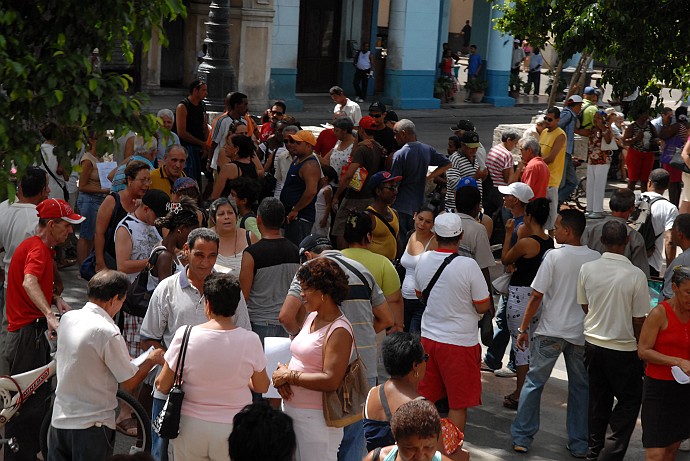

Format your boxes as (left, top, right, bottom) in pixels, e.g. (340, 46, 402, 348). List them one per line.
(116, 417, 139, 437)
(503, 394, 519, 410)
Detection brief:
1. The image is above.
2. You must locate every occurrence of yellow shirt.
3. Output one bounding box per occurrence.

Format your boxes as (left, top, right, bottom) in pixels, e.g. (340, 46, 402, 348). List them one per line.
(150, 166, 185, 198)
(367, 206, 399, 261)
(540, 127, 567, 187)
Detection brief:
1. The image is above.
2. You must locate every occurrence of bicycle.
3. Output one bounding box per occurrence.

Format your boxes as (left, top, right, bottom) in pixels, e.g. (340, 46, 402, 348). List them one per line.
(0, 353, 151, 457)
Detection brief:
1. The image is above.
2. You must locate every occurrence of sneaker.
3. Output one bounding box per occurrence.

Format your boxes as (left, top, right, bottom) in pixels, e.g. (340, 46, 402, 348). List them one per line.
(495, 367, 517, 378)
(513, 444, 528, 454)
(355, 97, 364, 103)
(680, 439, 690, 451)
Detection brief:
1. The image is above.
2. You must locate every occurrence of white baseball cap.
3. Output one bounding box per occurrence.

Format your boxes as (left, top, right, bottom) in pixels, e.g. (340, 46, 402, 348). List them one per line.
(434, 213, 463, 238)
(498, 182, 534, 203)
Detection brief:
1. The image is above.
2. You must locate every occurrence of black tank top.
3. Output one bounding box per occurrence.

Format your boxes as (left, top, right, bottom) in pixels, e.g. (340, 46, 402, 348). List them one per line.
(180, 97, 206, 144)
(220, 161, 258, 197)
(511, 235, 554, 287)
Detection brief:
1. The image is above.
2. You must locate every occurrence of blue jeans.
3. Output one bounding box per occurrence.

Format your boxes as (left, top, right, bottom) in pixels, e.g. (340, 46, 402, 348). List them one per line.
(338, 377, 377, 461)
(48, 425, 115, 461)
(558, 152, 578, 204)
(151, 397, 169, 461)
(483, 295, 514, 370)
(403, 297, 425, 334)
(285, 218, 313, 247)
(511, 335, 589, 455)
(251, 322, 289, 344)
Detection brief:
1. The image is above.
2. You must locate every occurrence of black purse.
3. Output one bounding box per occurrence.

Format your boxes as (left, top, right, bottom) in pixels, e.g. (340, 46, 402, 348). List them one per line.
(122, 246, 167, 317)
(670, 147, 690, 174)
(152, 325, 192, 439)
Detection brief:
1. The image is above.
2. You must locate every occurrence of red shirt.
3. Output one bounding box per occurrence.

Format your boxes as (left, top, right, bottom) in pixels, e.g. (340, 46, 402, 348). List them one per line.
(522, 157, 550, 199)
(6, 236, 55, 331)
(646, 301, 690, 381)
(314, 128, 337, 156)
(259, 122, 274, 142)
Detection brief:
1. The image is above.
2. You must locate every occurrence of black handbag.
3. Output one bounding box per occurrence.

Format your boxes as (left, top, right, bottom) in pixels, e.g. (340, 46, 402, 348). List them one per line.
(670, 147, 690, 174)
(122, 246, 167, 317)
(152, 325, 192, 439)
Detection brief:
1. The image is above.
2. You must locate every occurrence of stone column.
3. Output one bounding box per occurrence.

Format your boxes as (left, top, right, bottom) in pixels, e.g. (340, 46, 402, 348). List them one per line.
(382, 0, 441, 109)
(238, 1, 275, 113)
(483, 1, 514, 107)
(141, 28, 162, 92)
(268, 0, 303, 111)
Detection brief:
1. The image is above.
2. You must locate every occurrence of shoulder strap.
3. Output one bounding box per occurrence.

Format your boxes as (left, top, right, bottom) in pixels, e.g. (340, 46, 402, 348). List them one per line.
(422, 253, 460, 304)
(328, 254, 372, 299)
(372, 447, 382, 461)
(321, 314, 362, 366)
(378, 382, 393, 421)
(108, 192, 122, 229)
(174, 325, 193, 385)
(245, 230, 252, 247)
(367, 208, 397, 239)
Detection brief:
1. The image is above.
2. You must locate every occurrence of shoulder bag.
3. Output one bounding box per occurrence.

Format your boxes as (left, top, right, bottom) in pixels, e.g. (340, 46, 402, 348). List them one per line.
(419, 253, 459, 306)
(122, 246, 168, 317)
(152, 325, 192, 439)
(670, 147, 690, 174)
(322, 317, 369, 428)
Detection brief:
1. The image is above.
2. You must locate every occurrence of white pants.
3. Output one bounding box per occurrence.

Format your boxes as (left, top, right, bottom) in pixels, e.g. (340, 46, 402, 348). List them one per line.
(586, 163, 610, 213)
(283, 403, 343, 461)
(545, 186, 559, 230)
(171, 414, 232, 461)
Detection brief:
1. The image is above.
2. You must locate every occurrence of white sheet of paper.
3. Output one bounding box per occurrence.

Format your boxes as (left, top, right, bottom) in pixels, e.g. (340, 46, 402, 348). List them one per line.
(97, 161, 118, 189)
(131, 346, 154, 367)
(263, 337, 292, 399)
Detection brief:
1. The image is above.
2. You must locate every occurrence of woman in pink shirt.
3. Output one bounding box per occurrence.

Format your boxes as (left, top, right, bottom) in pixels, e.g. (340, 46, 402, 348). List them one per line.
(272, 258, 355, 461)
(156, 273, 269, 461)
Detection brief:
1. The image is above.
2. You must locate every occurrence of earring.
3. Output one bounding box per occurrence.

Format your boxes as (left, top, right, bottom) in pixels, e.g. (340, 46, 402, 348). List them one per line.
(414, 371, 419, 378)
(321, 294, 325, 301)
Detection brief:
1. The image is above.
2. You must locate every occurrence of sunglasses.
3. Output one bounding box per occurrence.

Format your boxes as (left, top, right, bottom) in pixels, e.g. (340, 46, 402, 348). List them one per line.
(383, 185, 398, 191)
(286, 139, 302, 144)
(368, 113, 383, 118)
(544, 117, 554, 122)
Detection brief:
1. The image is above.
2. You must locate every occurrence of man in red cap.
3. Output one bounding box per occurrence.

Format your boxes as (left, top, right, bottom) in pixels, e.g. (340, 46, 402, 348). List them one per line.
(4, 198, 84, 461)
(280, 130, 321, 245)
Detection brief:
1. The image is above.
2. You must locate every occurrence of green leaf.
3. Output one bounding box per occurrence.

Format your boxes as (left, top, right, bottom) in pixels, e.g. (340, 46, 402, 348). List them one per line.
(88, 79, 97, 92)
(54, 90, 63, 103)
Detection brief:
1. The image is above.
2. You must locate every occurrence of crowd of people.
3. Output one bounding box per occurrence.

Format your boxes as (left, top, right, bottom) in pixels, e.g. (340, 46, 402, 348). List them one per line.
(5, 79, 690, 461)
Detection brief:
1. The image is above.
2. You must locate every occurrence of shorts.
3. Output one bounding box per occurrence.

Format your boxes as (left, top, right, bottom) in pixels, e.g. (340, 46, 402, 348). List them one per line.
(331, 197, 373, 236)
(76, 192, 106, 240)
(662, 162, 683, 183)
(418, 337, 481, 409)
(626, 147, 655, 183)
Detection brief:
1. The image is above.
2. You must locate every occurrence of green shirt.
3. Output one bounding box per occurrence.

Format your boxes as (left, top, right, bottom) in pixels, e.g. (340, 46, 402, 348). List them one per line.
(580, 100, 597, 129)
(341, 247, 401, 296)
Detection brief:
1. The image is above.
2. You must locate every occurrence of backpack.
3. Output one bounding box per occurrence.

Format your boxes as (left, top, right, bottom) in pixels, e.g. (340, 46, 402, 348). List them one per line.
(122, 246, 168, 317)
(628, 195, 667, 257)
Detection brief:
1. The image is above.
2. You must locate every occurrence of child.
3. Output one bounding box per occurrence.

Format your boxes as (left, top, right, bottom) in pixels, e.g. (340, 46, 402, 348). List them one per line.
(312, 165, 338, 235)
(227, 176, 262, 239)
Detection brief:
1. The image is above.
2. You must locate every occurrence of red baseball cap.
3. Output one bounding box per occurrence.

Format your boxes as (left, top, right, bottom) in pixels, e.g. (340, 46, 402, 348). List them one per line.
(358, 116, 378, 131)
(36, 198, 85, 224)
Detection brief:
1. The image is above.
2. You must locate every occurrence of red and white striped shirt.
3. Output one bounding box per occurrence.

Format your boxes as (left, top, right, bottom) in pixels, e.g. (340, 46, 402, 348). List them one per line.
(486, 144, 514, 186)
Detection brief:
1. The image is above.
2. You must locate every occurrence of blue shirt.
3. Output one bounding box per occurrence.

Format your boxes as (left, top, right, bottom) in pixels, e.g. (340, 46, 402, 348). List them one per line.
(390, 142, 450, 216)
(468, 53, 482, 76)
(558, 107, 578, 155)
(110, 156, 154, 193)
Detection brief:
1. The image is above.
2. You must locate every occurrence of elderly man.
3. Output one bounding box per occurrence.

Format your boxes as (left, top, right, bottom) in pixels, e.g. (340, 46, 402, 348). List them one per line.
(416, 213, 491, 434)
(280, 130, 321, 246)
(578, 220, 649, 461)
(156, 109, 180, 165)
(5, 198, 84, 461)
(49, 270, 164, 461)
(446, 132, 488, 212)
(484, 130, 520, 218)
(150, 144, 187, 198)
(390, 119, 451, 239)
(516, 137, 549, 199)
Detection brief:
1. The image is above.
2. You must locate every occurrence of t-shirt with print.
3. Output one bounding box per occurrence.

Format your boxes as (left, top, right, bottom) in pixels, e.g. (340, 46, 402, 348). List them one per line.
(6, 236, 54, 331)
(416, 251, 490, 347)
(531, 244, 600, 345)
(287, 250, 386, 380)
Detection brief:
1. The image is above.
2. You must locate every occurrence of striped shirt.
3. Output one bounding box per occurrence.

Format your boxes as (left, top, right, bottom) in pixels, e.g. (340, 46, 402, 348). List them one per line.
(445, 151, 482, 210)
(486, 144, 514, 186)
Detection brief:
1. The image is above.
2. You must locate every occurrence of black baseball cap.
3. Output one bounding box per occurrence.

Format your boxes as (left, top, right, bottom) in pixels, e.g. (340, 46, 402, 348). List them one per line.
(460, 131, 480, 148)
(369, 101, 387, 112)
(142, 189, 171, 218)
(450, 119, 475, 132)
(298, 234, 332, 260)
(384, 110, 399, 123)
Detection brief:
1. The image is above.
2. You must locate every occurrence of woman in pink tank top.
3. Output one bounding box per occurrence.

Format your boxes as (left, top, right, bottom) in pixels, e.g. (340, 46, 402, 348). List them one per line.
(272, 258, 355, 461)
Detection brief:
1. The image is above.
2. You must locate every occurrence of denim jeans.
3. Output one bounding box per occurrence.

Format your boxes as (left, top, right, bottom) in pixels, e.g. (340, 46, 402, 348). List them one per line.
(151, 397, 169, 461)
(338, 377, 377, 461)
(403, 297, 425, 334)
(48, 425, 115, 461)
(558, 152, 579, 204)
(251, 322, 289, 345)
(511, 335, 589, 455)
(183, 144, 203, 186)
(483, 295, 514, 370)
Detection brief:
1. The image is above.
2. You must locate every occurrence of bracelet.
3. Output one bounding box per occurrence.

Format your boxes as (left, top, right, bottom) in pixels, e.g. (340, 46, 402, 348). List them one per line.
(517, 328, 527, 334)
(287, 370, 302, 385)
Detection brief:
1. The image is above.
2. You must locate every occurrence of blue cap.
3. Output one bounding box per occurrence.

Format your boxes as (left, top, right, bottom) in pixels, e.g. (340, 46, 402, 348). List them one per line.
(455, 177, 478, 191)
(584, 86, 597, 95)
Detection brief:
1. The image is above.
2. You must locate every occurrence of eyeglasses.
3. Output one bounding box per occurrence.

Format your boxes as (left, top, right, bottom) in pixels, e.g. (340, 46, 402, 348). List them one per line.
(544, 117, 554, 122)
(369, 113, 383, 118)
(135, 178, 152, 184)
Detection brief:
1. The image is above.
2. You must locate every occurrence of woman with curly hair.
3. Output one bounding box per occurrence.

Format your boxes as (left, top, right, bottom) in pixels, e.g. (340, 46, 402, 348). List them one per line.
(272, 258, 355, 461)
(364, 399, 454, 461)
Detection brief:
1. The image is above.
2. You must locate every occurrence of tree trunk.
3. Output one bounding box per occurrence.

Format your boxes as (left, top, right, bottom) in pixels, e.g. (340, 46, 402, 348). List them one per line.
(577, 55, 594, 91)
(548, 59, 564, 108)
(564, 53, 587, 102)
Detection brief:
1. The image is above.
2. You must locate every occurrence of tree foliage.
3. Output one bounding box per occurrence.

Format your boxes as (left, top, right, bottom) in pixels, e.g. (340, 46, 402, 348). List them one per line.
(494, 0, 690, 103)
(0, 0, 186, 198)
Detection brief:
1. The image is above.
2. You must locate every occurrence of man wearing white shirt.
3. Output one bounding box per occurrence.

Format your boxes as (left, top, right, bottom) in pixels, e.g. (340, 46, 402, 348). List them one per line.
(329, 86, 362, 125)
(641, 168, 678, 276)
(511, 209, 600, 457)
